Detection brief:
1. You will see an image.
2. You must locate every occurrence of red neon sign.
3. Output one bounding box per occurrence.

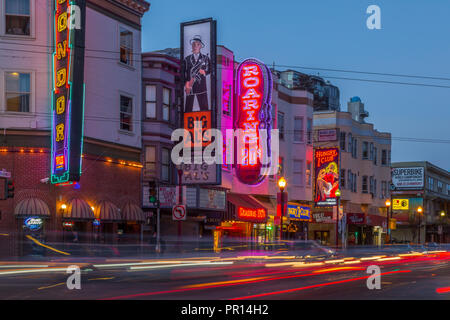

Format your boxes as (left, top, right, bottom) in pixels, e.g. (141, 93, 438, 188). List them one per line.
(238, 206, 267, 223)
(235, 59, 272, 185)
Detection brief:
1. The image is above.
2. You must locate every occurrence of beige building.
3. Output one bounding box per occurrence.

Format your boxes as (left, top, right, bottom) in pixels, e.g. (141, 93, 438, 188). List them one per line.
(312, 97, 392, 246)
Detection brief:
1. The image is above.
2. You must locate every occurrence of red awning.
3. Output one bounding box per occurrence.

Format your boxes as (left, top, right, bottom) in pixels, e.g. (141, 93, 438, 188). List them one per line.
(227, 193, 268, 223)
(366, 214, 386, 227)
(347, 213, 366, 225)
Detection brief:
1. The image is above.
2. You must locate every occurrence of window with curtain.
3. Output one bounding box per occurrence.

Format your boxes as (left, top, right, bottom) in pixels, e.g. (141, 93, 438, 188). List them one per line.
(294, 117, 303, 142)
(161, 148, 170, 182)
(362, 141, 369, 159)
(120, 95, 133, 131)
(120, 27, 133, 66)
(5, 0, 30, 36)
(278, 112, 285, 140)
(6, 72, 30, 112)
(293, 160, 303, 185)
(307, 118, 312, 144)
(362, 176, 368, 193)
(306, 161, 312, 186)
(144, 146, 156, 177)
(162, 87, 170, 121)
(145, 85, 156, 119)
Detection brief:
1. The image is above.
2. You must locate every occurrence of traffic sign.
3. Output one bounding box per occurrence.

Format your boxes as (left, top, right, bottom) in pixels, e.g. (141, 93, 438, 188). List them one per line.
(172, 205, 186, 221)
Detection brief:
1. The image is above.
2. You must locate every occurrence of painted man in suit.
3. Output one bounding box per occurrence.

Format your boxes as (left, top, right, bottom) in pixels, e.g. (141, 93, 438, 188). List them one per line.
(183, 35, 211, 112)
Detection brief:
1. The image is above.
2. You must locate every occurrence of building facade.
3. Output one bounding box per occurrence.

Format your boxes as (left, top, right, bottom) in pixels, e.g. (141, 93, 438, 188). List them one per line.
(391, 162, 450, 244)
(0, 0, 149, 257)
(312, 97, 392, 246)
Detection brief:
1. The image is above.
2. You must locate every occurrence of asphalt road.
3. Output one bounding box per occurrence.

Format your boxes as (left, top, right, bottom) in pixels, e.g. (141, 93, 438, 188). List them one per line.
(0, 249, 448, 300)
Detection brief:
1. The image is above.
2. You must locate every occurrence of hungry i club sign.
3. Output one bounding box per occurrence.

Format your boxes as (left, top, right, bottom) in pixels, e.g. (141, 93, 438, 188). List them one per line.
(51, 0, 86, 184)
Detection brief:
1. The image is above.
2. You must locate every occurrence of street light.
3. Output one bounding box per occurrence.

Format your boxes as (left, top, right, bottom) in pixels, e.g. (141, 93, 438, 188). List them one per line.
(385, 199, 391, 244)
(440, 211, 446, 217)
(417, 206, 423, 244)
(278, 177, 287, 241)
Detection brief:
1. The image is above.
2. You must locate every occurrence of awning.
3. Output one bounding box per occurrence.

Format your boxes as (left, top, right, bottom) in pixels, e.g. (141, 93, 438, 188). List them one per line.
(63, 198, 95, 221)
(347, 213, 366, 225)
(14, 198, 50, 217)
(94, 201, 121, 222)
(227, 193, 268, 223)
(121, 202, 145, 223)
(252, 195, 277, 216)
(366, 214, 387, 227)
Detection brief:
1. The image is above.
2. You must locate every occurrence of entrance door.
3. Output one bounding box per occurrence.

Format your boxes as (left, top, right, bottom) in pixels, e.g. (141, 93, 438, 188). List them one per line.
(314, 231, 330, 246)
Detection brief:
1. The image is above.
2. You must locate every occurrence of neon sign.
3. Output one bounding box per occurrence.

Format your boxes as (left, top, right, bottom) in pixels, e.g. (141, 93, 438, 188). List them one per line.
(237, 207, 267, 223)
(235, 58, 272, 185)
(51, 0, 86, 184)
(24, 217, 43, 231)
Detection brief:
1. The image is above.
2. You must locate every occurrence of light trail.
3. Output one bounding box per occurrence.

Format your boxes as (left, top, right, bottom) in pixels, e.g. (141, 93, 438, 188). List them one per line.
(129, 262, 233, 270)
(25, 235, 70, 256)
(231, 270, 412, 300)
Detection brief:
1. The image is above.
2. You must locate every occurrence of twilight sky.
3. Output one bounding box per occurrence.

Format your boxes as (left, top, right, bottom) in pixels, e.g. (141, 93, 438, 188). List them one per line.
(141, 0, 450, 171)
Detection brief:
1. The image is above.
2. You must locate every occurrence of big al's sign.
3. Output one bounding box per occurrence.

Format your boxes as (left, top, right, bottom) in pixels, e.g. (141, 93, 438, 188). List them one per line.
(237, 207, 267, 223)
(314, 148, 340, 207)
(235, 58, 273, 185)
(51, 0, 86, 184)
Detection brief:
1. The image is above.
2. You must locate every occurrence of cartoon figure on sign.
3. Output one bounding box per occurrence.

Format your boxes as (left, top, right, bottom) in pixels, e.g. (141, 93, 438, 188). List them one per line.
(183, 35, 211, 112)
(315, 162, 339, 202)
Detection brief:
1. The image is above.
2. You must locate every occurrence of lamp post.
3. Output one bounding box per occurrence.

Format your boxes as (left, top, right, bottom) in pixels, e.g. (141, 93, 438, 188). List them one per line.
(417, 206, 423, 244)
(278, 177, 287, 241)
(439, 210, 446, 244)
(335, 189, 341, 248)
(385, 199, 391, 244)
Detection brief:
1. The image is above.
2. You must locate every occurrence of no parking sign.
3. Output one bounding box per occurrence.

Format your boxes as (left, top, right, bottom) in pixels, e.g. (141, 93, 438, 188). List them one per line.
(172, 205, 187, 221)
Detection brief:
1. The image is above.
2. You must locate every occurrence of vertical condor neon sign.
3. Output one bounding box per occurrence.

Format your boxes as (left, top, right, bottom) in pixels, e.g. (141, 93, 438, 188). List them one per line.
(51, 0, 86, 184)
(235, 58, 273, 185)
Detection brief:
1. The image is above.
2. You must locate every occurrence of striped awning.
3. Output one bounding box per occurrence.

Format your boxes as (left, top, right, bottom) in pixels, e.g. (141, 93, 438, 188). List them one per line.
(63, 199, 95, 221)
(94, 201, 121, 222)
(14, 198, 50, 217)
(121, 202, 145, 223)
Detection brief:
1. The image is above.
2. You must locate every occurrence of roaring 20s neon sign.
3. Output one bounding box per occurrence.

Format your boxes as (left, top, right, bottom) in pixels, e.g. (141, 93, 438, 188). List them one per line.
(51, 0, 86, 184)
(235, 58, 273, 185)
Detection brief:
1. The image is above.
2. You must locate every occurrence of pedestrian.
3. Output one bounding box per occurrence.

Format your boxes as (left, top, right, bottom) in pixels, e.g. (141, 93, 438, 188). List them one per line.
(149, 231, 157, 254)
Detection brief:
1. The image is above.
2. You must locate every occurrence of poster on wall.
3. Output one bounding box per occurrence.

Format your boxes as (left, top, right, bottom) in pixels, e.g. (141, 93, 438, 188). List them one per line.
(180, 18, 220, 185)
(51, 0, 86, 184)
(314, 147, 340, 207)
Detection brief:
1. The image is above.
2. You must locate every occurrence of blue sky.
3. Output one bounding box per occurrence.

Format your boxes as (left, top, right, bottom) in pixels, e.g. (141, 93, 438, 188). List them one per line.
(141, 0, 450, 171)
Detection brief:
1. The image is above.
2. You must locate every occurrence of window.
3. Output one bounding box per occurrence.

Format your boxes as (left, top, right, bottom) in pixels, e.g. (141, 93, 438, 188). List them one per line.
(353, 173, 357, 192)
(120, 27, 133, 66)
(340, 132, 346, 151)
(5, 0, 30, 36)
(447, 184, 450, 196)
(348, 170, 352, 192)
(362, 141, 369, 160)
(388, 150, 391, 165)
(294, 117, 303, 142)
(145, 85, 156, 119)
(437, 181, 444, 193)
(369, 176, 374, 195)
(369, 143, 374, 161)
(341, 169, 346, 189)
(120, 95, 133, 131)
(278, 112, 285, 140)
(381, 181, 387, 199)
(161, 148, 170, 182)
(374, 179, 377, 197)
(352, 138, 358, 158)
(374, 147, 377, 165)
(162, 88, 170, 121)
(306, 161, 312, 186)
(381, 149, 388, 165)
(293, 160, 303, 185)
(348, 133, 353, 154)
(5, 72, 30, 112)
(144, 146, 156, 177)
(427, 177, 435, 191)
(362, 176, 368, 193)
(307, 119, 312, 144)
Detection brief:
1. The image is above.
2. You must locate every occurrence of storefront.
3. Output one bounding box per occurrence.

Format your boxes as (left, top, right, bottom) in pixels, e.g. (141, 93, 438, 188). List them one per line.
(219, 193, 268, 249)
(346, 213, 366, 245)
(93, 200, 122, 246)
(309, 210, 335, 246)
(286, 203, 311, 240)
(14, 198, 51, 256)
